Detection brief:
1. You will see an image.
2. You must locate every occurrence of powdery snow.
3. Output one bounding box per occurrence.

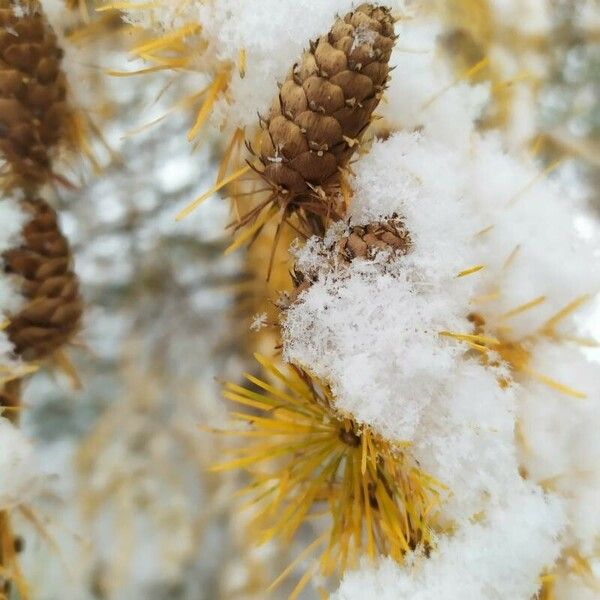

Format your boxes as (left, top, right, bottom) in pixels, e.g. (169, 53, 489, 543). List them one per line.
(0, 194, 27, 358)
(333, 482, 564, 600)
(122, 1, 414, 132)
(276, 7, 600, 599)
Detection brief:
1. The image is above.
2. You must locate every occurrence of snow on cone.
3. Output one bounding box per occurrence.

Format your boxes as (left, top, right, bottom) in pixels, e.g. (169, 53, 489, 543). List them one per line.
(333, 218, 411, 264)
(280, 216, 412, 310)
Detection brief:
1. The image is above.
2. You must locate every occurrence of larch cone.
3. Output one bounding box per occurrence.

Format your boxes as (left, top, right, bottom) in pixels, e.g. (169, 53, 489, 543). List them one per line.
(255, 4, 396, 227)
(280, 216, 411, 309)
(0, 0, 69, 188)
(2, 196, 82, 361)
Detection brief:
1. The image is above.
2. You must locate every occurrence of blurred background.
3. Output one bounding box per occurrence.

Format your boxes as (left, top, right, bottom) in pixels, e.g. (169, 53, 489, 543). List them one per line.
(11, 1, 599, 599)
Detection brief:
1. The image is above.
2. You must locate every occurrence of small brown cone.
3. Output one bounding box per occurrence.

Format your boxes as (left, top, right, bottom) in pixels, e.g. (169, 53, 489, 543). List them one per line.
(253, 4, 395, 230)
(334, 218, 411, 266)
(2, 197, 82, 361)
(279, 217, 411, 309)
(0, 0, 69, 188)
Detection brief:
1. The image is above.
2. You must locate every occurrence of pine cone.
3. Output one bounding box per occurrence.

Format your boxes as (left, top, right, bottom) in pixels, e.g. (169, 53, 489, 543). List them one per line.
(334, 218, 411, 266)
(0, 0, 68, 187)
(2, 197, 82, 360)
(279, 217, 411, 309)
(257, 4, 395, 198)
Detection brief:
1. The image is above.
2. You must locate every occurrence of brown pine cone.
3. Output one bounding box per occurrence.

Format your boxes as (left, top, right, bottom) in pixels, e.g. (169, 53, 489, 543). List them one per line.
(278, 217, 411, 309)
(2, 197, 82, 360)
(334, 218, 411, 265)
(256, 4, 395, 206)
(0, 0, 69, 188)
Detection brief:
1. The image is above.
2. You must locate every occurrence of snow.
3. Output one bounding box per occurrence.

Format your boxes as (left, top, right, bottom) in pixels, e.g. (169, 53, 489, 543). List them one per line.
(0, 192, 26, 256)
(518, 343, 600, 556)
(283, 249, 478, 442)
(0, 417, 39, 510)
(121, 0, 415, 132)
(0, 194, 27, 357)
(250, 312, 268, 332)
(333, 481, 564, 600)
(410, 361, 518, 523)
